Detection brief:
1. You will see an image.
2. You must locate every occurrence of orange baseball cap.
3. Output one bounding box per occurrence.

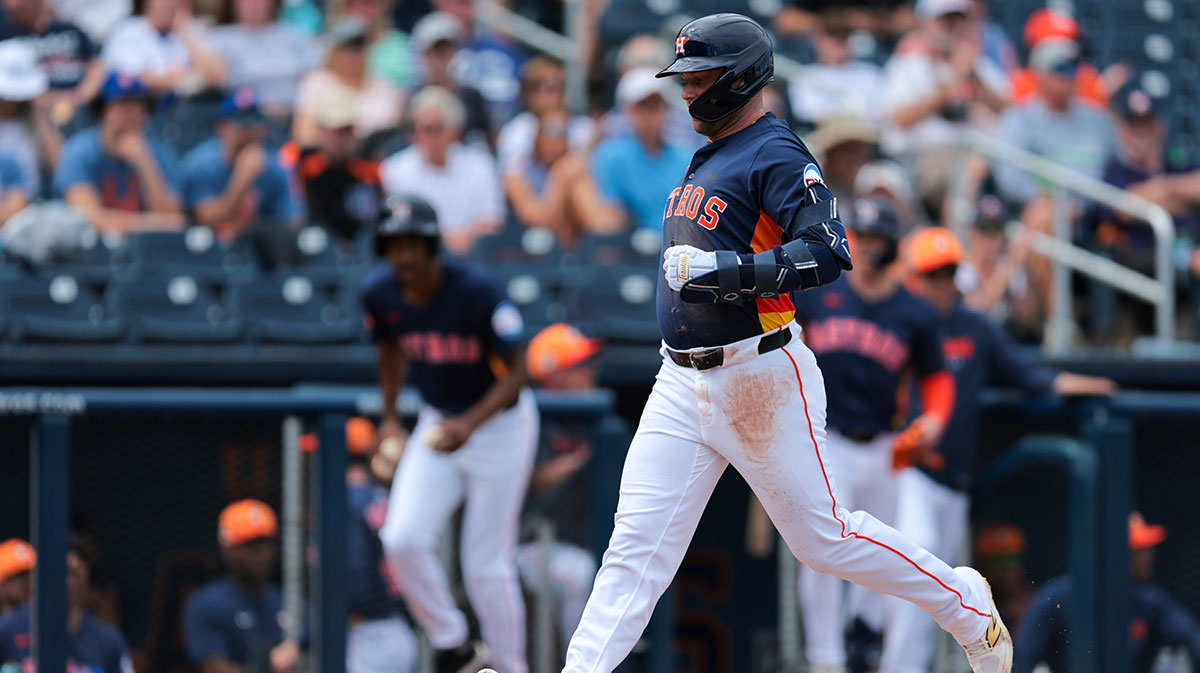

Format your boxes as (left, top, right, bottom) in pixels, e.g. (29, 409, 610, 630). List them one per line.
(0, 539, 36, 583)
(218, 500, 278, 547)
(1129, 511, 1167, 550)
(1024, 8, 1079, 47)
(909, 227, 964, 274)
(526, 323, 601, 382)
(345, 417, 375, 455)
(974, 523, 1027, 561)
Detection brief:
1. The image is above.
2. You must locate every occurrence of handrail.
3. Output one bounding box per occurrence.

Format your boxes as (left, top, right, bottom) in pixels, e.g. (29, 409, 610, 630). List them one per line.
(954, 129, 1176, 352)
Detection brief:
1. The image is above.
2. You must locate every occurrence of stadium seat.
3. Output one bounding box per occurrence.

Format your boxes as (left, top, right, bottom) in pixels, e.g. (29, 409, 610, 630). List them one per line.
(225, 275, 359, 344)
(123, 228, 254, 286)
(578, 229, 663, 268)
(105, 275, 242, 344)
(42, 229, 127, 287)
(472, 227, 561, 267)
(2, 275, 125, 343)
(273, 225, 367, 287)
(563, 265, 659, 344)
(0, 250, 31, 283)
(493, 267, 568, 336)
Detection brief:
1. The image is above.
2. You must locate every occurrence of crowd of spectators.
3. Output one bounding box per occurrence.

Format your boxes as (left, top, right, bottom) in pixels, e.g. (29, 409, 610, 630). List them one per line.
(0, 0, 1195, 347)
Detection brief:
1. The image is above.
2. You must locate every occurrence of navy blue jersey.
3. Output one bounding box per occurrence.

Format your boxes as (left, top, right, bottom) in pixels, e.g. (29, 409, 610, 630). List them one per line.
(0, 605, 131, 673)
(347, 475, 406, 619)
(657, 112, 850, 349)
(182, 579, 285, 667)
(1015, 576, 1200, 673)
(793, 279, 944, 436)
(912, 300, 1056, 490)
(362, 258, 524, 414)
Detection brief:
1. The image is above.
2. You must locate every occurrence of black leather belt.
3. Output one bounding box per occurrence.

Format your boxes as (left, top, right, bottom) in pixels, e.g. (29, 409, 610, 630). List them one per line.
(666, 328, 792, 371)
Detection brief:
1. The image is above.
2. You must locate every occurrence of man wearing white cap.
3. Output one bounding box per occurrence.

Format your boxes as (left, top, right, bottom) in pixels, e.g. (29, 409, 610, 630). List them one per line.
(881, 0, 1009, 167)
(590, 67, 692, 232)
(0, 40, 45, 212)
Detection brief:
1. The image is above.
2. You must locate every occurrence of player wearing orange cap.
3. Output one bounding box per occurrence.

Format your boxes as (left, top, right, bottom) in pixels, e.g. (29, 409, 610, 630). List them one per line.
(880, 227, 1114, 673)
(0, 538, 133, 673)
(183, 500, 301, 673)
(1015, 513, 1200, 672)
(516, 324, 602, 656)
(0, 539, 36, 615)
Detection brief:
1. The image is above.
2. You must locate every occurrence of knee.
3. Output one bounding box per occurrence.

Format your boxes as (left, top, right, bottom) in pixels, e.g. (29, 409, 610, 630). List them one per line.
(380, 521, 430, 560)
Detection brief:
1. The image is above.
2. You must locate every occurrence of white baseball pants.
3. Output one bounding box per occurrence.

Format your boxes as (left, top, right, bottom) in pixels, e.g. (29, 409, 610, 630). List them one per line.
(798, 429, 898, 668)
(381, 390, 538, 673)
(347, 616, 418, 673)
(562, 324, 991, 673)
(879, 468, 971, 673)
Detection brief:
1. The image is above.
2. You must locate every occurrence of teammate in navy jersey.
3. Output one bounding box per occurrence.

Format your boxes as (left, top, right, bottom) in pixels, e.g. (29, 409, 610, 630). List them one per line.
(343, 417, 417, 673)
(880, 227, 1114, 673)
(791, 196, 958, 673)
(364, 195, 537, 673)
(0, 540, 132, 673)
(539, 14, 1012, 673)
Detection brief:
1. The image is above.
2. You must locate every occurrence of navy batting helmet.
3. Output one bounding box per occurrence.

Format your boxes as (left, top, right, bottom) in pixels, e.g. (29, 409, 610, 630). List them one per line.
(656, 13, 774, 123)
(374, 194, 440, 257)
(849, 196, 902, 267)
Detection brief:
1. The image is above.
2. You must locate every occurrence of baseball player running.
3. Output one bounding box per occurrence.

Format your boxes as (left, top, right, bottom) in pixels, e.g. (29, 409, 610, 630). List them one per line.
(504, 14, 1011, 673)
(364, 195, 538, 673)
(791, 197, 956, 673)
(880, 227, 1114, 673)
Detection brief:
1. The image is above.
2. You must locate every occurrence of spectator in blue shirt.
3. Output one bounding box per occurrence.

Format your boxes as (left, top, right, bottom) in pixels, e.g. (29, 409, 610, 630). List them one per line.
(0, 538, 133, 673)
(0, 153, 30, 226)
(591, 67, 692, 232)
(180, 89, 302, 244)
(183, 500, 300, 673)
(54, 72, 183, 236)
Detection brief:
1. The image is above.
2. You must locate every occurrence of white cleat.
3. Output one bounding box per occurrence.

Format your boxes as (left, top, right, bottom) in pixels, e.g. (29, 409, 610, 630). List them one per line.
(956, 566, 1013, 673)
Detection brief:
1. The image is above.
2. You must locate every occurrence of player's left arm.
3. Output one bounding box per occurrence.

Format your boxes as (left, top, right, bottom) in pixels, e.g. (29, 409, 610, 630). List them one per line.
(665, 142, 852, 303)
(899, 315, 956, 454)
(432, 295, 528, 453)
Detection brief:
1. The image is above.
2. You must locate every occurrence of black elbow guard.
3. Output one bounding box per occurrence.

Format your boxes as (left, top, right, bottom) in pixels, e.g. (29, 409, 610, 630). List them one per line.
(785, 185, 853, 270)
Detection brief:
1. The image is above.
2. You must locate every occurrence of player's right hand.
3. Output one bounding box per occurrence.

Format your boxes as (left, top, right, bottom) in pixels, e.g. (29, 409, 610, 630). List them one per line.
(663, 245, 717, 292)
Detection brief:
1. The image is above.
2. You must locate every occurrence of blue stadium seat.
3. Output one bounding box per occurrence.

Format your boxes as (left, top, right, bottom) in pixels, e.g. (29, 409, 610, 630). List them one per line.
(42, 229, 127, 287)
(123, 228, 254, 285)
(472, 227, 561, 267)
(578, 229, 663, 268)
(493, 267, 568, 336)
(225, 275, 359, 344)
(563, 265, 659, 343)
(274, 226, 367, 287)
(105, 275, 242, 344)
(2, 275, 125, 343)
(0, 250, 31, 283)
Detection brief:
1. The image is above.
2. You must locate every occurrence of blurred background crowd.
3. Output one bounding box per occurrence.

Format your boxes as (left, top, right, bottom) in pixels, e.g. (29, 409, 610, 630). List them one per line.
(0, 0, 1197, 349)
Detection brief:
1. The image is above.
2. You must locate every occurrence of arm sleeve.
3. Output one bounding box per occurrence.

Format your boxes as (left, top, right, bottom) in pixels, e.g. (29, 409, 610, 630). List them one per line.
(984, 318, 1057, 392)
(918, 370, 955, 425)
(182, 596, 230, 663)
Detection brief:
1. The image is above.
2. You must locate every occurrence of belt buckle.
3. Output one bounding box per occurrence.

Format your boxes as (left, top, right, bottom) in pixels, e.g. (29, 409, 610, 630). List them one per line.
(689, 351, 705, 369)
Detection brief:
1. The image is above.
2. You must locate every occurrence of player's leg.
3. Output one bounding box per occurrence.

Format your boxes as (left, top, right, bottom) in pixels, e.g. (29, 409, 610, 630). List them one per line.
(379, 412, 470, 652)
(547, 542, 598, 656)
(347, 616, 419, 673)
(879, 469, 970, 673)
(457, 390, 539, 673)
(715, 339, 995, 651)
(845, 433, 899, 637)
(563, 364, 727, 673)
(796, 431, 864, 672)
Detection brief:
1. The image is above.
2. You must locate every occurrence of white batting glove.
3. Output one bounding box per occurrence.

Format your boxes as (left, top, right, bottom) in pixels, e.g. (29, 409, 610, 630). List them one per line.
(663, 245, 718, 292)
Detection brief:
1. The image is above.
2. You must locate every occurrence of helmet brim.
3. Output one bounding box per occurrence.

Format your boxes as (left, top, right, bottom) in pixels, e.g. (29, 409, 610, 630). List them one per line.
(656, 57, 729, 78)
